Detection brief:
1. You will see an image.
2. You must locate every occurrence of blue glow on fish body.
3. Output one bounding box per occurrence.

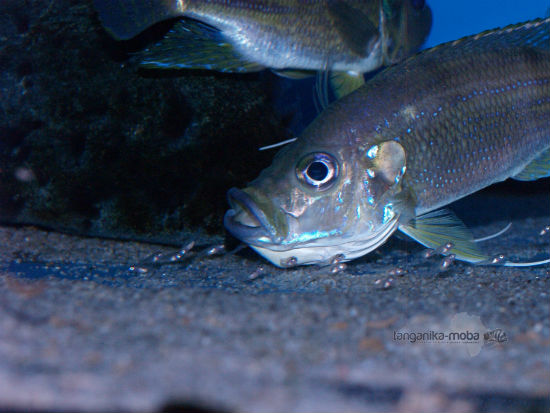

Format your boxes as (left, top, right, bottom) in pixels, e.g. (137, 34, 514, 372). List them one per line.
(224, 17, 550, 268)
(282, 229, 343, 245)
(93, 0, 432, 94)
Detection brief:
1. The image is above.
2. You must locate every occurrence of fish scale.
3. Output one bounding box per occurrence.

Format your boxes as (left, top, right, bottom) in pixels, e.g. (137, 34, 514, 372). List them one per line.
(159, 0, 386, 71)
(405, 66, 549, 212)
(93, 0, 432, 82)
(334, 21, 550, 213)
(224, 17, 550, 267)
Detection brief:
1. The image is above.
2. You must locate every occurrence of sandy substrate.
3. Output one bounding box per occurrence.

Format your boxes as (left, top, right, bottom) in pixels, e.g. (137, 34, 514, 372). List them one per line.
(0, 191, 548, 412)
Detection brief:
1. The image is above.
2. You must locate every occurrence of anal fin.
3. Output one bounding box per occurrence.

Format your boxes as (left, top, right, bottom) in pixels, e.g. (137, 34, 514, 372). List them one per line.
(512, 148, 550, 181)
(139, 19, 264, 72)
(272, 69, 315, 79)
(398, 209, 489, 263)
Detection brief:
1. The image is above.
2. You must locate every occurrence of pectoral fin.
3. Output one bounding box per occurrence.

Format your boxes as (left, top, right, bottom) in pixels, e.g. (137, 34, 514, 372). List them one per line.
(398, 209, 489, 263)
(326, 0, 380, 57)
(139, 19, 264, 72)
(330, 72, 365, 99)
(512, 148, 550, 181)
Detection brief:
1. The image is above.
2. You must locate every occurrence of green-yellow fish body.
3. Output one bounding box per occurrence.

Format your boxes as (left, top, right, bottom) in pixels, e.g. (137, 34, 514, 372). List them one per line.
(93, 0, 432, 78)
(224, 18, 550, 267)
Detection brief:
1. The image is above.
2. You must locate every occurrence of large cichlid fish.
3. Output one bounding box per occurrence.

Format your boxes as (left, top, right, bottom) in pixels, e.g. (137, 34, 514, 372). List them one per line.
(93, 0, 431, 94)
(224, 18, 550, 268)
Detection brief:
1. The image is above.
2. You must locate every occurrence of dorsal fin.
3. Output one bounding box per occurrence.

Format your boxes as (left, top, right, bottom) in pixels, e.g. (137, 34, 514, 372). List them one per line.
(93, 0, 187, 40)
(443, 17, 549, 53)
(398, 17, 550, 68)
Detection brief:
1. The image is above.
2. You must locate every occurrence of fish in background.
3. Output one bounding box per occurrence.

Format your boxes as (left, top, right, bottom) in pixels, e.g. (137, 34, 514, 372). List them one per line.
(224, 17, 550, 268)
(93, 0, 432, 97)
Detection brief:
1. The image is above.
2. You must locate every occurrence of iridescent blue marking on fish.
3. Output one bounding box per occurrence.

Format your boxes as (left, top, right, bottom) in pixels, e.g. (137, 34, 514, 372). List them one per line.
(282, 229, 342, 245)
(383, 204, 395, 224)
(367, 145, 379, 159)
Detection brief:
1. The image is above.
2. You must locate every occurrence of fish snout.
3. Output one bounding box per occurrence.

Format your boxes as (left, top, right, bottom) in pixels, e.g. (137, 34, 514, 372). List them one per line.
(224, 187, 286, 245)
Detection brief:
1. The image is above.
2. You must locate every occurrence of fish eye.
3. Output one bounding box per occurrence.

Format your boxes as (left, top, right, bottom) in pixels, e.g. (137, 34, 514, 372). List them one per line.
(410, 0, 425, 10)
(296, 153, 339, 190)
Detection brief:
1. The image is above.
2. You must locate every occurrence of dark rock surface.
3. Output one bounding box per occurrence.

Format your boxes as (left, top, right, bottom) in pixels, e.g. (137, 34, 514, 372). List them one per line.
(0, 191, 548, 412)
(0, 0, 288, 241)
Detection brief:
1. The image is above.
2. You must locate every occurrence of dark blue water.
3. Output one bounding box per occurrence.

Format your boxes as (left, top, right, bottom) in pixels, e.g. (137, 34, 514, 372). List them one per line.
(425, 0, 549, 48)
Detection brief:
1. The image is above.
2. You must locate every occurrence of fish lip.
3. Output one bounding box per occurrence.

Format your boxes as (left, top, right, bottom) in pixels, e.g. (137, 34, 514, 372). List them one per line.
(224, 187, 281, 244)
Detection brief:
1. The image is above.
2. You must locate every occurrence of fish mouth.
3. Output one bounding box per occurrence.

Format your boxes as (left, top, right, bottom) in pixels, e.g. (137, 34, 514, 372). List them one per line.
(224, 187, 285, 245)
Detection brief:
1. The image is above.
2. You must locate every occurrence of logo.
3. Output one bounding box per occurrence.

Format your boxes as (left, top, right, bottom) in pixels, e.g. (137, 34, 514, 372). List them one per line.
(484, 328, 508, 344)
(393, 312, 507, 357)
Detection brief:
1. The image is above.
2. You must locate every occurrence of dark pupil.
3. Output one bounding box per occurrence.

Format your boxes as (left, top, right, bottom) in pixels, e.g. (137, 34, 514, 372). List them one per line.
(410, 0, 425, 9)
(307, 161, 329, 182)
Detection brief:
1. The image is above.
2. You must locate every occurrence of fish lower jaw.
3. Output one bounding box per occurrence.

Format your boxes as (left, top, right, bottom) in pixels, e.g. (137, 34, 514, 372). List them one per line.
(251, 219, 399, 268)
(250, 244, 355, 268)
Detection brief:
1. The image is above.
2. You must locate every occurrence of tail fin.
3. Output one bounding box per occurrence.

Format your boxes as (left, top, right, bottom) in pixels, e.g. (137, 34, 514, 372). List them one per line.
(93, 0, 187, 40)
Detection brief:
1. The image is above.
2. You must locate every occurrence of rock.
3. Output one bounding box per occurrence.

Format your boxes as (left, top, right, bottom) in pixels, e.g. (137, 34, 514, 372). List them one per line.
(0, 0, 288, 243)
